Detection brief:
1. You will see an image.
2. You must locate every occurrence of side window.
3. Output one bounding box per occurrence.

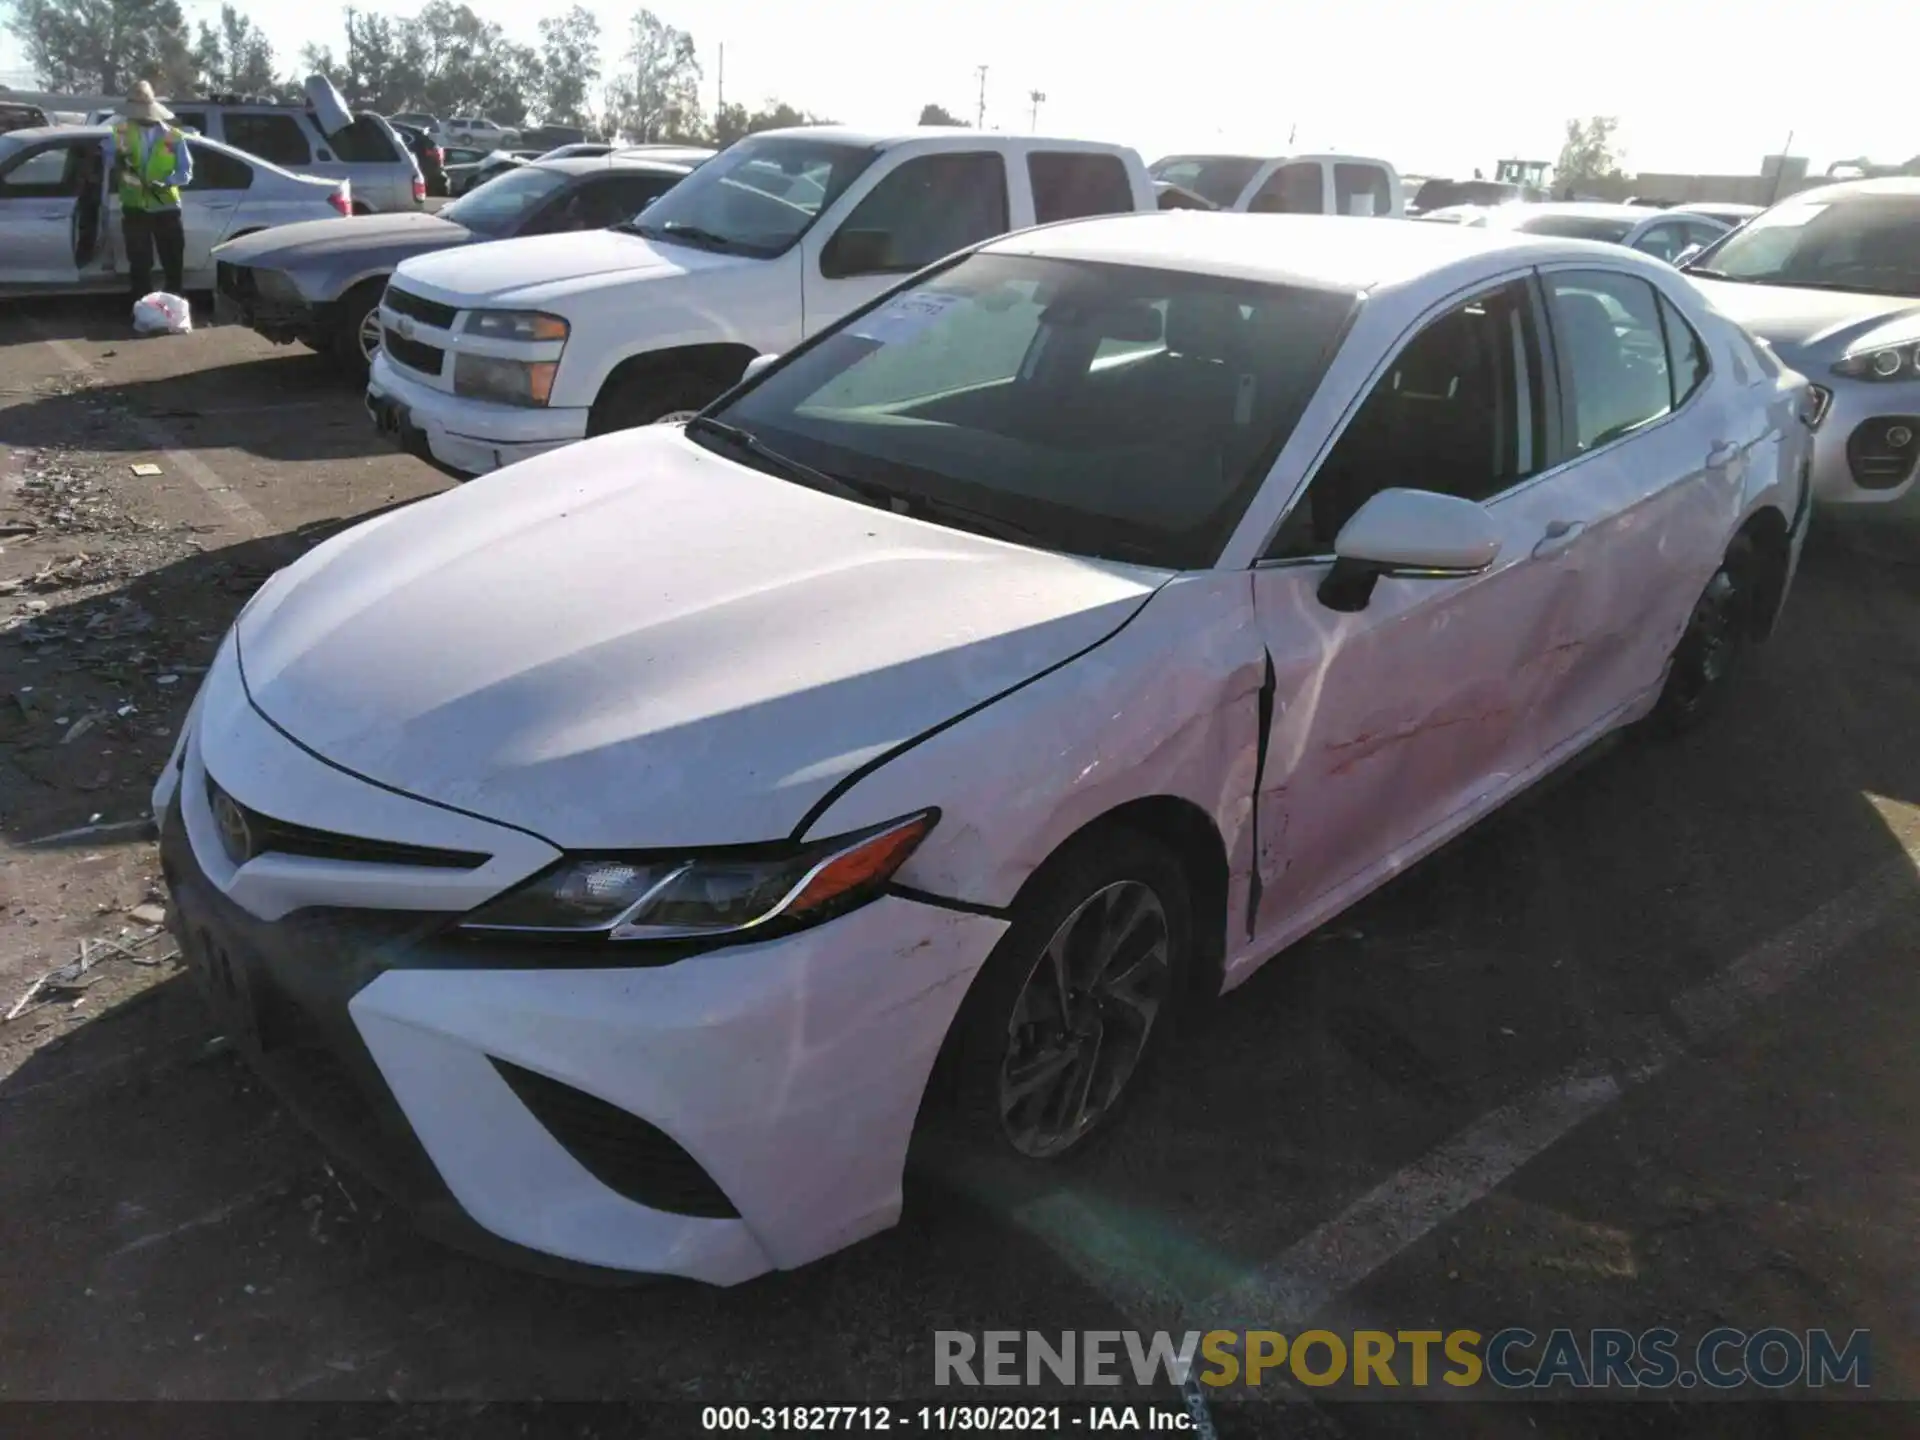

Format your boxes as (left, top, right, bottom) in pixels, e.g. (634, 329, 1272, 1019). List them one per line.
(186, 144, 254, 192)
(1686, 221, 1726, 250)
(1547, 271, 1672, 453)
(331, 115, 402, 163)
(223, 113, 311, 168)
(1658, 293, 1709, 406)
(0, 143, 80, 197)
(1265, 279, 1547, 559)
(170, 110, 209, 136)
(1632, 222, 1689, 264)
(1333, 163, 1391, 217)
(1027, 152, 1133, 223)
(821, 152, 1009, 279)
(1247, 162, 1323, 214)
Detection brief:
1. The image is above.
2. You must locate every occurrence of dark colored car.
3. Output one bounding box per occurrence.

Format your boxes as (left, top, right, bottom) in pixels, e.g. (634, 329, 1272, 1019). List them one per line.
(391, 121, 448, 197)
(212, 155, 695, 377)
(0, 101, 50, 134)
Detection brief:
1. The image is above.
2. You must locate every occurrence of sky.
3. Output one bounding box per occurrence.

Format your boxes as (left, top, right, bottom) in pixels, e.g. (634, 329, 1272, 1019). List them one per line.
(5, 0, 1917, 179)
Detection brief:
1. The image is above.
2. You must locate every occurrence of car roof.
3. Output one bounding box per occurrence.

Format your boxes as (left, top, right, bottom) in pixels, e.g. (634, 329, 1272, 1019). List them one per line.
(1778, 176, 1920, 202)
(984, 211, 1665, 294)
(536, 156, 691, 178)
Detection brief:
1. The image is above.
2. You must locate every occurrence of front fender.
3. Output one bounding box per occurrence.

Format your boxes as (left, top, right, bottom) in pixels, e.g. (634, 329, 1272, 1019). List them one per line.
(801, 572, 1267, 929)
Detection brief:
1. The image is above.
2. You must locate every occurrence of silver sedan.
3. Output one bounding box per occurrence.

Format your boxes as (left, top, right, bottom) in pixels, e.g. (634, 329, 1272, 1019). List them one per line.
(1418, 201, 1732, 265)
(0, 125, 348, 298)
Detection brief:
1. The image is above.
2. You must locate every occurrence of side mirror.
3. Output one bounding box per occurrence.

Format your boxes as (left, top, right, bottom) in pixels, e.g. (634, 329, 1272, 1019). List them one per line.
(1317, 488, 1500, 612)
(742, 353, 779, 382)
(821, 227, 896, 278)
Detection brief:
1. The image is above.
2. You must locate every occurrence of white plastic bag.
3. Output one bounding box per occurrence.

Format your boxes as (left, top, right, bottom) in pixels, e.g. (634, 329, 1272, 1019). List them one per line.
(132, 292, 193, 335)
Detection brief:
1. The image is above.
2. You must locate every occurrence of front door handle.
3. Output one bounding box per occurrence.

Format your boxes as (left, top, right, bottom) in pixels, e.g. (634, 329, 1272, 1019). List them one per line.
(1706, 441, 1741, 469)
(1532, 519, 1585, 558)
(202, 201, 236, 211)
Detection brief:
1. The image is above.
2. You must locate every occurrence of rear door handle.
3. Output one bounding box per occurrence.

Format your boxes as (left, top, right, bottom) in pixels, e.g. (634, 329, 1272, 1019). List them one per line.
(1706, 441, 1741, 469)
(1533, 519, 1585, 558)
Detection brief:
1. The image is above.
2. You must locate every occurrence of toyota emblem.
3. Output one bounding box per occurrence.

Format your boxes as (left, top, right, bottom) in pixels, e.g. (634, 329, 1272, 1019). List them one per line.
(211, 787, 253, 867)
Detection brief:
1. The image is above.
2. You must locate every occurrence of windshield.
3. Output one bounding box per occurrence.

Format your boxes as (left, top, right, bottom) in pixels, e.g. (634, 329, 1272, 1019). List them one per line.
(442, 166, 569, 235)
(1690, 194, 1920, 296)
(1149, 156, 1264, 209)
(1512, 213, 1636, 243)
(629, 135, 877, 257)
(702, 252, 1356, 569)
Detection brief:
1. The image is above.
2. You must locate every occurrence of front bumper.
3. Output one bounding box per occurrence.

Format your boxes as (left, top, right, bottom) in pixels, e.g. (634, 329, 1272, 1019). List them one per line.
(367, 351, 589, 477)
(1805, 374, 1920, 513)
(214, 263, 324, 345)
(156, 641, 1006, 1282)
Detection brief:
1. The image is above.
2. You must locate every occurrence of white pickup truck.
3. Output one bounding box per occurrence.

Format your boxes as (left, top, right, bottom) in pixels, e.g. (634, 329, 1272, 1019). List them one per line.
(1150, 153, 1404, 217)
(367, 127, 1157, 474)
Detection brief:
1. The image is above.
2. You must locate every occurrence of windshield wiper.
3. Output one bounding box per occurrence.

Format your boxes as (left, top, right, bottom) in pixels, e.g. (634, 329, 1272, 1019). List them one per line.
(634, 221, 736, 251)
(1681, 265, 1738, 279)
(686, 417, 878, 504)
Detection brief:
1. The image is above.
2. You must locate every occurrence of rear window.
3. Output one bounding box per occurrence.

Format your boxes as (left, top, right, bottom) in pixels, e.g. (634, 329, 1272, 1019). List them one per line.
(224, 112, 311, 168)
(1028, 152, 1134, 224)
(330, 114, 403, 163)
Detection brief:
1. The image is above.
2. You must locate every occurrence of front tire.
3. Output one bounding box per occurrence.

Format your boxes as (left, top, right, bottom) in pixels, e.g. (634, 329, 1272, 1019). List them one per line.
(1652, 536, 1754, 732)
(587, 367, 728, 436)
(932, 829, 1193, 1162)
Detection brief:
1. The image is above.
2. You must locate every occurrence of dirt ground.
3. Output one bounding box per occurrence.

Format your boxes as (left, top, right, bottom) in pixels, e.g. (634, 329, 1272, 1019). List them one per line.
(2, 296, 1918, 1438)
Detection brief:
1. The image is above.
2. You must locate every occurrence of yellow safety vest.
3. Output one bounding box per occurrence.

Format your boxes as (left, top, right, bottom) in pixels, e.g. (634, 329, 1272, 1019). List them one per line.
(113, 122, 184, 212)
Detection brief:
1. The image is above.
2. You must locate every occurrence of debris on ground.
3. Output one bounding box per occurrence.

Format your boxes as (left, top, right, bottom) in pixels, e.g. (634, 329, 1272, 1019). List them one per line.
(3, 927, 175, 1024)
(129, 463, 163, 477)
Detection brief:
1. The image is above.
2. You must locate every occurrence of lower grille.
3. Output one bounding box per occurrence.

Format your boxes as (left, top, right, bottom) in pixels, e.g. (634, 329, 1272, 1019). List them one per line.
(1846, 416, 1920, 490)
(384, 329, 446, 377)
(492, 1060, 740, 1218)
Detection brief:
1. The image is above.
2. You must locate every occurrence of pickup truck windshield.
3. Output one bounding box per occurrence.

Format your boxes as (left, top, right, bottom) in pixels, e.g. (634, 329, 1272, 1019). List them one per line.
(1149, 155, 1263, 209)
(627, 136, 878, 257)
(703, 252, 1357, 569)
(1688, 194, 1920, 297)
(443, 166, 569, 235)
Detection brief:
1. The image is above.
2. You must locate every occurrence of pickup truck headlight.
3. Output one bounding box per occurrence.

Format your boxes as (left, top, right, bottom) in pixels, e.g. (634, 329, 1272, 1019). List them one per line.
(462, 309, 569, 341)
(1833, 342, 1920, 381)
(460, 810, 937, 942)
(453, 354, 558, 407)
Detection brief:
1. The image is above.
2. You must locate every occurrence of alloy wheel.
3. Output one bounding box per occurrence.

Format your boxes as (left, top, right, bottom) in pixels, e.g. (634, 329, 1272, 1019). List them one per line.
(997, 880, 1172, 1158)
(358, 306, 383, 364)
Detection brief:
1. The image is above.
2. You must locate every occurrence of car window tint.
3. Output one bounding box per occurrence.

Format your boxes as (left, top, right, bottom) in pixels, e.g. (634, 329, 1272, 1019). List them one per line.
(331, 115, 401, 163)
(186, 143, 253, 192)
(1547, 271, 1672, 452)
(224, 113, 311, 168)
(1027, 152, 1134, 223)
(170, 110, 209, 136)
(1633, 222, 1689, 263)
(1266, 278, 1548, 559)
(0, 143, 79, 196)
(1333, 163, 1391, 217)
(1247, 162, 1323, 214)
(825, 152, 1008, 276)
(1658, 293, 1709, 406)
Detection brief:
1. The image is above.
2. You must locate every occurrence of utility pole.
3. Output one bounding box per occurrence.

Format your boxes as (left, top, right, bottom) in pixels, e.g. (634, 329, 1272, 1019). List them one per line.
(974, 65, 988, 129)
(1028, 89, 1045, 132)
(716, 42, 725, 132)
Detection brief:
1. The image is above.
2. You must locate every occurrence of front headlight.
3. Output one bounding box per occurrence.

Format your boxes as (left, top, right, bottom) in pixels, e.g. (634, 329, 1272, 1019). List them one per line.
(452, 353, 558, 407)
(463, 309, 569, 341)
(1832, 342, 1920, 381)
(460, 809, 938, 942)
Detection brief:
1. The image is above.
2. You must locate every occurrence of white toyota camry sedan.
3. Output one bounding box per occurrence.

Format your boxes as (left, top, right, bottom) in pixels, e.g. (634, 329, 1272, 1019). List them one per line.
(154, 213, 1815, 1284)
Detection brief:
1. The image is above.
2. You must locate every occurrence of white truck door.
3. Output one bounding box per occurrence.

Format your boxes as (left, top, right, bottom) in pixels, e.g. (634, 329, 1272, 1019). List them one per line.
(800, 149, 1013, 339)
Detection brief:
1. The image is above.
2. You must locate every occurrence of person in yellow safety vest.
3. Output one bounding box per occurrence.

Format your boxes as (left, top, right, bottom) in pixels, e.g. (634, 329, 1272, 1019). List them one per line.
(105, 81, 195, 313)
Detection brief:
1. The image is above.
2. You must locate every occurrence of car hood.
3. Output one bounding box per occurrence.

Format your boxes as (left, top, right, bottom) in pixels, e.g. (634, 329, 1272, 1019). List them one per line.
(1690, 278, 1920, 367)
(214, 212, 470, 267)
(236, 428, 1160, 849)
(390, 230, 755, 309)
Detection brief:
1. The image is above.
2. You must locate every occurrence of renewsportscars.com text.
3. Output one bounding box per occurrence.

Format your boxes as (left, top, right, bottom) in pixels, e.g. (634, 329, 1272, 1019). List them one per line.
(935, 1327, 1872, 1391)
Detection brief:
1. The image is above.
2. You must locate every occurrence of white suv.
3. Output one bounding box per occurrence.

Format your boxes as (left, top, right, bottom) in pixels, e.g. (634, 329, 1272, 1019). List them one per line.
(367, 127, 1156, 475)
(437, 117, 517, 151)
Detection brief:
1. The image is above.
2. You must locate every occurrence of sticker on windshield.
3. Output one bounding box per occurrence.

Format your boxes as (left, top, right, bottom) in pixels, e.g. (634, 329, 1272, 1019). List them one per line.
(849, 290, 966, 343)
